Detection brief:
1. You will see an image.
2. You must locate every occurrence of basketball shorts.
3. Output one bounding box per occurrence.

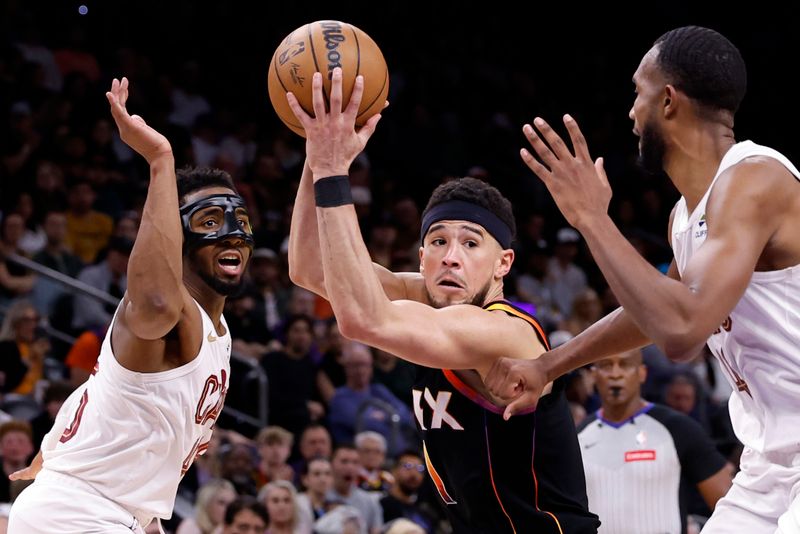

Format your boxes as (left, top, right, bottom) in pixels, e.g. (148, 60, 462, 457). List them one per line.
(702, 447, 800, 534)
(8, 469, 147, 534)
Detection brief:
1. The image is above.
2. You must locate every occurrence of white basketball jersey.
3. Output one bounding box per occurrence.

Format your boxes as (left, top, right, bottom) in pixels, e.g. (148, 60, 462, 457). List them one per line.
(671, 140, 800, 455)
(40, 300, 231, 523)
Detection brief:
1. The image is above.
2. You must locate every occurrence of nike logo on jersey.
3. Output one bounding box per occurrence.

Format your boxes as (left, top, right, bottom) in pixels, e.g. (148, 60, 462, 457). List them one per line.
(208, 332, 217, 342)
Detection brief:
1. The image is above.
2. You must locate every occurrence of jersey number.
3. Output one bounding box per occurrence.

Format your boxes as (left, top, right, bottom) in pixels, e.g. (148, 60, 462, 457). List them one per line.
(59, 390, 89, 443)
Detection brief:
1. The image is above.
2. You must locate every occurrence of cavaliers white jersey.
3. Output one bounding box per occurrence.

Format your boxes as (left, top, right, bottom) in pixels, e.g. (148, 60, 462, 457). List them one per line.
(40, 300, 231, 523)
(671, 140, 800, 455)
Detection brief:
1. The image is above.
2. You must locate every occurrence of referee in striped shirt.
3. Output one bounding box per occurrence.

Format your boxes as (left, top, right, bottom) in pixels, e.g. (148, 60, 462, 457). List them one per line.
(577, 348, 733, 534)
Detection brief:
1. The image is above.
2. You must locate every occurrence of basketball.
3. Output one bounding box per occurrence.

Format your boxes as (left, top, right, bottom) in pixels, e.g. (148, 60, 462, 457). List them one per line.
(268, 20, 389, 137)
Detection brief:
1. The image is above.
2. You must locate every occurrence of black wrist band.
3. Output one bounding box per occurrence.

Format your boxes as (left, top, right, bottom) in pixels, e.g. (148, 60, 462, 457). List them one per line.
(314, 175, 353, 207)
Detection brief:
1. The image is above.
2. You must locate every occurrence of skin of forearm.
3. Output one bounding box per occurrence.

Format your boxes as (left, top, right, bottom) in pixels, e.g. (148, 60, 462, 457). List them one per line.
(288, 162, 327, 295)
(126, 154, 183, 312)
(316, 205, 386, 337)
(580, 215, 700, 356)
(541, 307, 651, 382)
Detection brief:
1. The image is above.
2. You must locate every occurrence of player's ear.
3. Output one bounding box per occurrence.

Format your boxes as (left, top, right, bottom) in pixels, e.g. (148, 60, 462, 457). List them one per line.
(496, 248, 514, 278)
(663, 85, 678, 118)
(419, 246, 425, 273)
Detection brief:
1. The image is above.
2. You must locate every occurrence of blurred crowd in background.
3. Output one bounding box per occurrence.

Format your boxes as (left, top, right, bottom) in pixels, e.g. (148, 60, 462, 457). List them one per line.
(1, 1, 797, 532)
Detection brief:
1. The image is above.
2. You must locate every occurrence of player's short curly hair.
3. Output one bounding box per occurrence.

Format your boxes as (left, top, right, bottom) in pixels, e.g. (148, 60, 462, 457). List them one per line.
(176, 166, 237, 204)
(654, 26, 747, 114)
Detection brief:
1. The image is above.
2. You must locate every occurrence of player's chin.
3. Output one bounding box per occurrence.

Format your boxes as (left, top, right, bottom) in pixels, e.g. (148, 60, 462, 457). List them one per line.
(212, 276, 244, 297)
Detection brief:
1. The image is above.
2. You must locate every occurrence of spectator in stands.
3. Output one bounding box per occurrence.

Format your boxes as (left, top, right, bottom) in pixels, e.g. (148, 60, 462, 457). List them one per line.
(0, 214, 36, 301)
(0, 300, 47, 395)
(12, 192, 45, 255)
(355, 431, 393, 494)
(297, 457, 334, 525)
(254, 426, 295, 489)
(247, 248, 289, 337)
(316, 320, 346, 404)
(380, 450, 438, 534)
(32, 210, 83, 277)
(329, 342, 412, 455)
(219, 442, 259, 497)
(261, 314, 323, 438)
(30, 161, 67, 222)
(228, 248, 285, 357)
(372, 349, 415, 408)
(546, 227, 588, 317)
(259, 479, 310, 534)
(71, 235, 131, 330)
(30, 210, 84, 317)
(560, 288, 603, 336)
(221, 496, 269, 534)
(176, 478, 236, 534)
(64, 180, 113, 264)
(514, 242, 560, 331)
(63, 326, 105, 386)
(328, 444, 383, 534)
(293, 423, 332, 480)
(29, 381, 73, 451)
(113, 210, 140, 242)
(0, 421, 33, 503)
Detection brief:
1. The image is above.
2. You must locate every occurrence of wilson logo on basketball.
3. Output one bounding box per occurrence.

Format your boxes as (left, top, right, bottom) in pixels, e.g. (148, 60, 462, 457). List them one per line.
(320, 21, 345, 76)
(625, 450, 656, 462)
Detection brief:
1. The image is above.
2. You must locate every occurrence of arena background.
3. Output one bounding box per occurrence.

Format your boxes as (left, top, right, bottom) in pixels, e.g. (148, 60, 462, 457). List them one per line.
(0, 1, 798, 531)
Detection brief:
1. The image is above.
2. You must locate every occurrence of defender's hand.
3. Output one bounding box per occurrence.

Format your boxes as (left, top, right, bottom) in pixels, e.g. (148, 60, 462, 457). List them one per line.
(520, 115, 611, 231)
(485, 356, 548, 420)
(9, 450, 43, 481)
(106, 77, 172, 164)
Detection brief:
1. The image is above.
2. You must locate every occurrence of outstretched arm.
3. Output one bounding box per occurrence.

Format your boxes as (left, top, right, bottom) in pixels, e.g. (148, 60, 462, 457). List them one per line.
(287, 160, 328, 296)
(288, 69, 540, 374)
(106, 78, 186, 340)
(285, 81, 421, 302)
(288, 160, 422, 302)
(520, 116, 785, 360)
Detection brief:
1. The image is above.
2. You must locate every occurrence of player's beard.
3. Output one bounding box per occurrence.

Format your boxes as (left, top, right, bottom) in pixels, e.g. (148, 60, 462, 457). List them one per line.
(636, 119, 666, 174)
(426, 277, 492, 309)
(187, 248, 244, 297)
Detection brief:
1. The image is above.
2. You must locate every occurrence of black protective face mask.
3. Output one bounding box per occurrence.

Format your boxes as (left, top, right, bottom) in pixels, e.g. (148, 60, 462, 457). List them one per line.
(179, 194, 255, 252)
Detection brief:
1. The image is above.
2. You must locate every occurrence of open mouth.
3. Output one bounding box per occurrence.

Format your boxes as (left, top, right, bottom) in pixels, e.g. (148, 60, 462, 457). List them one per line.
(609, 386, 623, 398)
(217, 251, 243, 276)
(437, 275, 464, 290)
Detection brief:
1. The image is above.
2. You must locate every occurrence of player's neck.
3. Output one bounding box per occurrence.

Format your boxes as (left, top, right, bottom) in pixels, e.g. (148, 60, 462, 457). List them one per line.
(666, 126, 736, 212)
(185, 283, 226, 328)
(481, 283, 505, 307)
(602, 397, 648, 424)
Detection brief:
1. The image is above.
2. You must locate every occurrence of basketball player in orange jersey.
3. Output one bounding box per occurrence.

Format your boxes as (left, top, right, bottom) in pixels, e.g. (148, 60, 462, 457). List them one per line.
(485, 26, 800, 533)
(285, 68, 599, 533)
(8, 77, 254, 532)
